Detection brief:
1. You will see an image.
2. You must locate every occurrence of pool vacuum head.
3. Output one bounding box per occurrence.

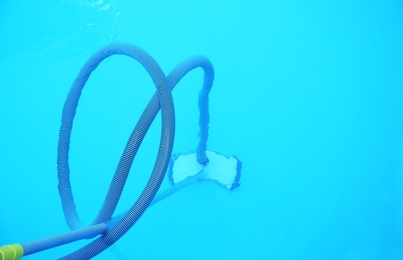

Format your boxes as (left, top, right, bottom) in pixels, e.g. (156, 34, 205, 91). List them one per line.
(168, 150, 242, 190)
(0, 43, 242, 260)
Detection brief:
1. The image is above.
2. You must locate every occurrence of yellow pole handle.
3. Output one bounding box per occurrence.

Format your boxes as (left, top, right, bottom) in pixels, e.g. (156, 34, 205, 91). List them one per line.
(0, 244, 24, 260)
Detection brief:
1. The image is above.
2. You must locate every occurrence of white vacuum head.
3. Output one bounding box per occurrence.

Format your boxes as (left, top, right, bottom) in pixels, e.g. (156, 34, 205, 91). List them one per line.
(168, 150, 241, 190)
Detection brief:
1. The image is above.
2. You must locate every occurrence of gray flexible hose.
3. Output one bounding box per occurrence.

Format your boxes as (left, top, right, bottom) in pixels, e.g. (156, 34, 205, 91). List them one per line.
(57, 42, 214, 259)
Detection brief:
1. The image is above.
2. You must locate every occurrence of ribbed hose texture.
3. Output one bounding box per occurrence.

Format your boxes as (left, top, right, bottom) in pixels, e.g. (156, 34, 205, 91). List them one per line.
(166, 56, 214, 165)
(57, 43, 174, 259)
(57, 42, 214, 259)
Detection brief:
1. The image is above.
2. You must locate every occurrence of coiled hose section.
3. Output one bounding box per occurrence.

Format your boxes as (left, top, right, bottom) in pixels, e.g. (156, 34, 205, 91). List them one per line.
(57, 42, 214, 259)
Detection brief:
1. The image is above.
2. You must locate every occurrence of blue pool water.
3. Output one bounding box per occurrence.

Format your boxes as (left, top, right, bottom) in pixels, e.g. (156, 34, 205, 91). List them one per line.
(1, 1, 403, 259)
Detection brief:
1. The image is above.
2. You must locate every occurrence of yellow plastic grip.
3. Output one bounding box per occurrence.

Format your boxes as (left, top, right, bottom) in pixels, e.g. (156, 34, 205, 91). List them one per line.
(0, 244, 24, 260)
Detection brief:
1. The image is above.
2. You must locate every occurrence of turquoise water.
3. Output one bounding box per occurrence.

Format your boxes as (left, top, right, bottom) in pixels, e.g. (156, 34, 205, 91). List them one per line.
(1, 0, 403, 259)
